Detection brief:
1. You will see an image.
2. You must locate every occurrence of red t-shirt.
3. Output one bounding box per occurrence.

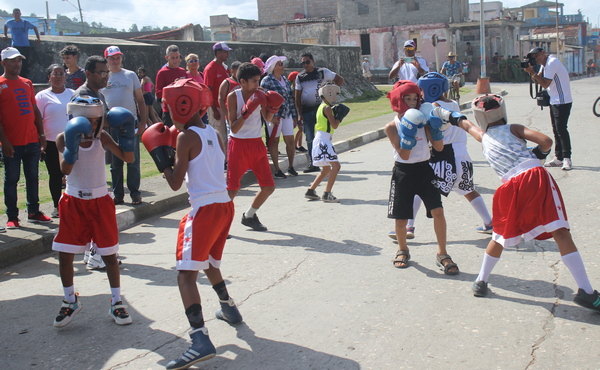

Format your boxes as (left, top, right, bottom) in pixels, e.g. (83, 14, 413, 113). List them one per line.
(0, 76, 38, 146)
(204, 60, 229, 108)
(155, 66, 187, 112)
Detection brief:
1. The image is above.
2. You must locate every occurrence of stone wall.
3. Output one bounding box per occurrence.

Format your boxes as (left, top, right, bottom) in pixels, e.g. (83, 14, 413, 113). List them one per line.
(257, 0, 337, 25)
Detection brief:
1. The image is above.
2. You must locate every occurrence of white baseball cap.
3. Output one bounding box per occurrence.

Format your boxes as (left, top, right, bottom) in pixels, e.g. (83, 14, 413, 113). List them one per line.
(1, 47, 26, 61)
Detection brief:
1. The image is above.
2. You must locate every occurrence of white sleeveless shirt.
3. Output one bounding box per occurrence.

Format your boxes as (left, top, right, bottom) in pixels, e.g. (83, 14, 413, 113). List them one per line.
(230, 89, 263, 139)
(65, 139, 109, 199)
(393, 115, 430, 164)
(185, 126, 230, 209)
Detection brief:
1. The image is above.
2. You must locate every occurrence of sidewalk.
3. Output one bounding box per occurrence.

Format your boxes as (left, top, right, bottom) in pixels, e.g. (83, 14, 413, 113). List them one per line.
(0, 84, 504, 268)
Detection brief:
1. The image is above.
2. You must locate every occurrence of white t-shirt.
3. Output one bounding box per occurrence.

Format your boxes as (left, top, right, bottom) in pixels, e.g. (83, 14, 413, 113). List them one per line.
(101, 68, 141, 114)
(541, 55, 572, 105)
(295, 68, 336, 108)
(392, 56, 429, 83)
(35, 88, 75, 141)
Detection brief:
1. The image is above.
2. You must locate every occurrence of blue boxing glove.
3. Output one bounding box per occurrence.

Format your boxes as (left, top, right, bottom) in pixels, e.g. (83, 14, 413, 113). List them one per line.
(107, 107, 136, 152)
(399, 109, 422, 150)
(63, 117, 92, 164)
(427, 115, 444, 141)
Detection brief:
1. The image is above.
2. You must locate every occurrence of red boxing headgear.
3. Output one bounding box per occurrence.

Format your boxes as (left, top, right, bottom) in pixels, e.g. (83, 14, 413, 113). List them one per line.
(287, 71, 299, 83)
(387, 80, 422, 114)
(162, 78, 212, 124)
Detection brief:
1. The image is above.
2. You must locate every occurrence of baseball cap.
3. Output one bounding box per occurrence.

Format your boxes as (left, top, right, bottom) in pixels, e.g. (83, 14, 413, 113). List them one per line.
(1, 47, 26, 61)
(404, 40, 416, 49)
(527, 47, 544, 58)
(213, 42, 233, 52)
(104, 46, 123, 58)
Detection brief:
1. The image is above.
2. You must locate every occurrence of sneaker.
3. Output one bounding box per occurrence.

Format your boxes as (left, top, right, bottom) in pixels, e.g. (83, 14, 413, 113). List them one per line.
(406, 227, 415, 240)
(387, 231, 397, 240)
(28, 211, 52, 223)
(274, 169, 287, 179)
(476, 224, 493, 234)
(472, 280, 489, 297)
(0, 225, 5, 233)
(296, 146, 308, 153)
(86, 252, 106, 270)
(305, 189, 320, 200)
(166, 327, 216, 369)
(6, 219, 20, 229)
(287, 167, 298, 177)
(83, 250, 91, 264)
(562, 158, 572, 171)
(215, 297, 243, 325)
(322, 192, 340, 203)
(573, 289, 600, 312)
(51, 207, 59, 218)
(53, 297, 82, 327)
(114, 198, 124, 205)
(303, 165, 320, 173)
(241, 213, 267, 231)
(109, 301, 132, 325)
(544, 157, 563, 167)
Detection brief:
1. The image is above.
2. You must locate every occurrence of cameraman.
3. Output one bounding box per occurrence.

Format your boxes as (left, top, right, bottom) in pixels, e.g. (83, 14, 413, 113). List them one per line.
(524, 47, 573, 171)
(389, 40, 429, 83)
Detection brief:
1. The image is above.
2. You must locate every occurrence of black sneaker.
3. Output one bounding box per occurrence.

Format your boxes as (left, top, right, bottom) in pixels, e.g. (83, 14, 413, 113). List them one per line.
(472, 280, 488, 297)
(241, 213, 267, 231)
(274, 170, 287, 179)
(305, 189, 320, 200)
(296, 146, 308, 153)
(287, 167, 298, 176)
(303, 165, 320, 173)
(573, 289, 600, 312)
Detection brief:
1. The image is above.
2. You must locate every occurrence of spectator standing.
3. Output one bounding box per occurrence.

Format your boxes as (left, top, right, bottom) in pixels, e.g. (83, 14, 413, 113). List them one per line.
(101, 46, 148, 205)
(137, 67, 161, 124)
(155, 45, 187, 127)
(185, 53, 205, 84)
(2, 8, 40, 78)
(0, 47, 51, 229)
(361, 57, 373, 82)
(524, 47, 574, 171)
(204, 42, 232, 149)
(60, 45, 86, 90)
(294, 52, 344, 173)
(35, 64, 74, 218)
(388, 40, 429, 83)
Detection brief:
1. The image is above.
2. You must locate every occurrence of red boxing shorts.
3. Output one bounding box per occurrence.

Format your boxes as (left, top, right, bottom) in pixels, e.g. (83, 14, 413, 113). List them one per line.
(492, 167, 569, 248)
(176, 201, 234, 271)
(227, 137, 275, 191)
(52, 194, 119, 255)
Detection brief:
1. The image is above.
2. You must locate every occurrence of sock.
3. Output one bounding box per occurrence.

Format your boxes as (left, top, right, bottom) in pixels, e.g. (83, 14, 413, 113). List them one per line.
(110, 287, 121, 305)
(407, 196, 422, 228)
(245, 207, 257, 218)
(476, 253, 500, 283)
(185, 303, 205, 329)
(63, 285, 76, 303)
(561, 251, 594, 294)
(213, 281, 230, 301)
(470, 196, 492, 226)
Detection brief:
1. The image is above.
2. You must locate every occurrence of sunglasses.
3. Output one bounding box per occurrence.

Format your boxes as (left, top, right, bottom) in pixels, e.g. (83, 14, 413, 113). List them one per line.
(301, 60, 312, 65)
(187, 59, 199, 63)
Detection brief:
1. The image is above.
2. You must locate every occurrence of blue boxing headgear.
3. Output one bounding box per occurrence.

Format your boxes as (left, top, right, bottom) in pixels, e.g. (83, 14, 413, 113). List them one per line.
(417, 72, 449, 103)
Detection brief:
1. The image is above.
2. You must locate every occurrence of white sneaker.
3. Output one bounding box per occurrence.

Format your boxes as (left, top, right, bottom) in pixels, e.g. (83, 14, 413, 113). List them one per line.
(86, 252, 106, 270)
(544, 157, 563, 167)
(82, 250, 91, 264)
(51, 207, 59, 218)
(109, 301, 132, 325)
(562, 158, 572, 171)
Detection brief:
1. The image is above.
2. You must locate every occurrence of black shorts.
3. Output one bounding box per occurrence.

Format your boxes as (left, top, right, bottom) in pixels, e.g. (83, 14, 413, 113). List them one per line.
(388, 161, 442, 219)
(143, 92, 155, 106)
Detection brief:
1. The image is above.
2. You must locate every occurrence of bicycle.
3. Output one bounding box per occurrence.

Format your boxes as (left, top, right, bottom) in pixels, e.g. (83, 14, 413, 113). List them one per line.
(448, 73, 462, 103)
(593, 96, 600, 117)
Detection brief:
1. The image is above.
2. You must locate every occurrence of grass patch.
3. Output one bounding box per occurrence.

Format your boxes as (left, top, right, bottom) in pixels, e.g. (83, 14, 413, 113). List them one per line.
(341, 85, 393, 125)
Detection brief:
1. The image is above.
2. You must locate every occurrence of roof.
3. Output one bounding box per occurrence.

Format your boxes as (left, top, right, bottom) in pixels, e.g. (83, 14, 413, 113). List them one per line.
(520, 0, 563, 9)
(131, 24, 195, 40)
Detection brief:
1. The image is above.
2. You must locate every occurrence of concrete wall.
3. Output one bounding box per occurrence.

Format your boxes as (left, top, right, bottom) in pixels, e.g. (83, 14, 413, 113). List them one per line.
(257, 0, 337, 25)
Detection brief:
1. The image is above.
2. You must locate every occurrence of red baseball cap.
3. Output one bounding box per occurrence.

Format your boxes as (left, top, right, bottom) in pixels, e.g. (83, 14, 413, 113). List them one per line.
(104, 46, 123, 58)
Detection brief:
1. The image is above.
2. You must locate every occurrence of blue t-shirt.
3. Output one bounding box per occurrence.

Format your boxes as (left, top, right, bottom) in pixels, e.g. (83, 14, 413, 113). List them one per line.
(5, 19, 35, 47)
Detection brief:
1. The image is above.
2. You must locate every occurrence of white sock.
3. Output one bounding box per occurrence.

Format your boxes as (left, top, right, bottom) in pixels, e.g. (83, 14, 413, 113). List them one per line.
(245, 207, 257, 218)
(470, 196, 492, 226)
(111, 287, 121, 305)
(408, 196, 422, 228)
(561, 251, 594, 294)
(476, 253, 500, 283)
(63, 285, 76, 303)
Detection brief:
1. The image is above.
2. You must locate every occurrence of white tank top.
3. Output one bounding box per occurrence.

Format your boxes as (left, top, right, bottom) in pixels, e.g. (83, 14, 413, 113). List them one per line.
(393, 115, 430, 164)
(65, 139, 109, 199)
(482, 124, 540, 183)
(231, 89, 263, 139)
(185, 126, 230, 209)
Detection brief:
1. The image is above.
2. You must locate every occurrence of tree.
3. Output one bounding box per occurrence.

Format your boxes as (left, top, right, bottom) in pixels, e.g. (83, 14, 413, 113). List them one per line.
(129, 24, 139, 32)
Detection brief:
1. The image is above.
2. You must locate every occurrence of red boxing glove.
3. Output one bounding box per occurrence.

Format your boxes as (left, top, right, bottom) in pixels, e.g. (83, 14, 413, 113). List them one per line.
(141, 123, 175, 172)
(241, 90, 267, 119)
(169, 125, 179, 149)
(265, 90, 285, 114)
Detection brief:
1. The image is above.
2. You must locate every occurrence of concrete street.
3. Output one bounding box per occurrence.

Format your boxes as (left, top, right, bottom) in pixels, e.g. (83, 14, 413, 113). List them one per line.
(1, 77, 600, 369)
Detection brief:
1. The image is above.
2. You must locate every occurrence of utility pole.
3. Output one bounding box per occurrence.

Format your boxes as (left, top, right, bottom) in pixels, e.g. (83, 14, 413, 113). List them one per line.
(476, 0, 491, 93)
(77, 0, 84, 34)
(555, 0, 560, 58)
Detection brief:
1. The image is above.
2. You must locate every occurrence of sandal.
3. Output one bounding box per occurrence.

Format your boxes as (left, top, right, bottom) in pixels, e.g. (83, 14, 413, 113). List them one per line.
(131, 196, 142, 205)
(436, 254, 459, 275)
(393, 250, 410, 269)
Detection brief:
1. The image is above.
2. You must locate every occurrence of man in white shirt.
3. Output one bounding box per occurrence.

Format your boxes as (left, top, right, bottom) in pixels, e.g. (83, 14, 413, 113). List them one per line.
(388, 40, 429, 83)
(524, 47, 573, 170)
(101, 46, 148, 204)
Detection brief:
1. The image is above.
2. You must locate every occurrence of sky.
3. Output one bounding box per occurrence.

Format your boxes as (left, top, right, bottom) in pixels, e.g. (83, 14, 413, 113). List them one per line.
(0, 0, 598, 30)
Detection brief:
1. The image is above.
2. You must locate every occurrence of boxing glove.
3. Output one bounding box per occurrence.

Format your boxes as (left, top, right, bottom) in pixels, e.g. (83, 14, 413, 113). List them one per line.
(141, 123, 175, 172)
(63, 117, 93, 164)
(332, 104, 351, 122)
(107, 107, 136, 152)
(265, 90, 285, 114)
(427, 115, 444, 141)
(399, 118, 418, 151)
(169, 125, 179, 149)
(431, 106, 466, 126)
(241, 90, 267, 119)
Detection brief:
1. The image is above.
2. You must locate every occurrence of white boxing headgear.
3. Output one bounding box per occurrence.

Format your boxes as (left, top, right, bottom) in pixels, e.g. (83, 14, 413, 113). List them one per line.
(471, 94, 507, 131)
(67, 95, 105, 138)
(318, 82, 340, 104)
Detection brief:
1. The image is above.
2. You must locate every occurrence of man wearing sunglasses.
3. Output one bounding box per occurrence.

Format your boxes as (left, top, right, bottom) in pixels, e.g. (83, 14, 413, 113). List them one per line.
(388, 40, 429, 83)
(294, 53, 344, 173)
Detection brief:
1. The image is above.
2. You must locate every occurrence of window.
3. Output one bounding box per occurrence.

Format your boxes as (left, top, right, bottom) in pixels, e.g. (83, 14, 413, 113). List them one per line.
(360, 34, 371, 55)
(392, 0, 419, 12)
(357, 2, 369, 15)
